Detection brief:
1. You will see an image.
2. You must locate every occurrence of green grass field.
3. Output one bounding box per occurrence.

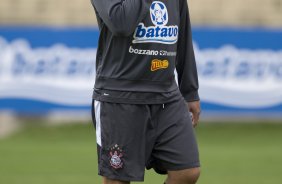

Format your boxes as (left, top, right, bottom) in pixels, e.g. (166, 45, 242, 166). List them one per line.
(0, 121, 282, 184)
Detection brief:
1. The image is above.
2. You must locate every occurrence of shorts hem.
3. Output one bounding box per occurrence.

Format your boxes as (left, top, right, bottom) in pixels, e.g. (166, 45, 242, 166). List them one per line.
(98, 173, 144, 182)
(165, 162, 201, 172)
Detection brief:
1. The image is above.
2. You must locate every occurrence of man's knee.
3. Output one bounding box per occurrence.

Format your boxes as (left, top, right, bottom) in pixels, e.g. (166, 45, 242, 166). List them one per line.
(167, 167, 200, 184)
(103, 177, 130, 184)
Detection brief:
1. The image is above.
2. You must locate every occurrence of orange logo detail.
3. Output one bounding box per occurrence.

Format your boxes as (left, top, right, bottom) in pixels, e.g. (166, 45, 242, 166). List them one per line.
(151, 59, 169, 71)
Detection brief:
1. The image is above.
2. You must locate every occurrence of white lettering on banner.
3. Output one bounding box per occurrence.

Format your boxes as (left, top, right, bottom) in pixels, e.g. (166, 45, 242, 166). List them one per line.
(0, 36, 281, 108)
(0, 37, 96, 105)
(195, 44, 282, 81)
(193, 43, 282, 108)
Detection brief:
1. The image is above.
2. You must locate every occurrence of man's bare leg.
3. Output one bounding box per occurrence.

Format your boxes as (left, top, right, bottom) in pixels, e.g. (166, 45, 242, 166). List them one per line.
(165, 168, 200, 184)
(103, 177, 130, 184)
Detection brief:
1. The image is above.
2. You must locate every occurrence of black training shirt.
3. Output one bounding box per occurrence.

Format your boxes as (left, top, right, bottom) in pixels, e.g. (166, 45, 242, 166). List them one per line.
(91, 0, 199, 104)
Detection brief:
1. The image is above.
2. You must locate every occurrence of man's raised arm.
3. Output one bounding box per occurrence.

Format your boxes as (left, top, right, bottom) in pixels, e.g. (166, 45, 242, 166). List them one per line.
(91, 0, 151, 36)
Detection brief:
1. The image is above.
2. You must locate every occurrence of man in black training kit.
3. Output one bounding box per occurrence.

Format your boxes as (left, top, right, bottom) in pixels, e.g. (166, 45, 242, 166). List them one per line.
(90, 0, 201, 184)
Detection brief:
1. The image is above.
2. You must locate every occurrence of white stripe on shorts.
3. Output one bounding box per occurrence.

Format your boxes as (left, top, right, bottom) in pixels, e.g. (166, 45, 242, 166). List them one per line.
(94, 100, 102, 147)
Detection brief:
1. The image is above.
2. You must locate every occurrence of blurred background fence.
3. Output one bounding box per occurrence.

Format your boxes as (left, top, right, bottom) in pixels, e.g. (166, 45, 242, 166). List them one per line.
(0, 0, 282, 120)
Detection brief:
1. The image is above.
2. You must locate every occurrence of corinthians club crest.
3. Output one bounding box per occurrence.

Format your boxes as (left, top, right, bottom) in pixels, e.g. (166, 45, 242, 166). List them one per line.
(109, 144, 123, 169)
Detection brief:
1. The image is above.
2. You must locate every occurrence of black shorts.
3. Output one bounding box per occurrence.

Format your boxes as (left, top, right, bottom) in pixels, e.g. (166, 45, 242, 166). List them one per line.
(91, 98, 200, 182)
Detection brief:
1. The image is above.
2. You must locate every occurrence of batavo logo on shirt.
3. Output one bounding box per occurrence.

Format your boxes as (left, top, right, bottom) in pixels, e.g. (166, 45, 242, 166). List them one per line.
(132, 1, 179, 44)
(151, 59, 169, 71)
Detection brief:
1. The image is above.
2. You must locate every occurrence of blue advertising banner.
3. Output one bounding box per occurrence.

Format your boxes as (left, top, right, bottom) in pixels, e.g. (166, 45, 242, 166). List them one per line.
(0, 26, 281, 116)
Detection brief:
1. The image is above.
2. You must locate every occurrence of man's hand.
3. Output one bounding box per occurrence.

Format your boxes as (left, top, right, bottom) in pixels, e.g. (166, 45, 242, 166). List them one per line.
(187, 101, 201, 127)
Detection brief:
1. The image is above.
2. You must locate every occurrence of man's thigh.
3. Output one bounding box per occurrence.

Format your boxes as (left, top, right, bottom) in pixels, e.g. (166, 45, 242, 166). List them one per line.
(166, 168, 200, 184)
